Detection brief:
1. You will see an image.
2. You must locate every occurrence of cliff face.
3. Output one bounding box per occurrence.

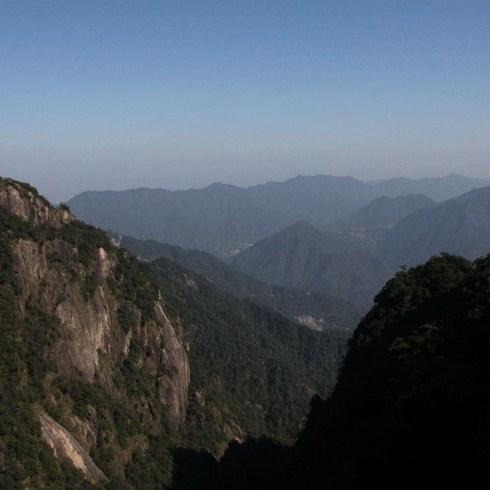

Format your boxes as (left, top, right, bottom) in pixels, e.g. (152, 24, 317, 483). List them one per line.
(40, 412, 108, 484)
(0, 178, 72, 227)
(12, 238, 190, 426)
(0, 178, 190, 486)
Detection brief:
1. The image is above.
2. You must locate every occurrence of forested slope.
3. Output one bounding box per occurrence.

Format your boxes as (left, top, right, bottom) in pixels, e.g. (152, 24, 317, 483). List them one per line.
(0, 178, 190, 488)
(119, 234, 363, 331)
(150, 257, 349, 455)
(231, 221, 393, 307)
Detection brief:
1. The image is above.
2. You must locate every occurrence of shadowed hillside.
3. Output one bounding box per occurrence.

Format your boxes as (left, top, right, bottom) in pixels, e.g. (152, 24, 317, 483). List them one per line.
(289, 253, 490, 489)
(175, 253, 490, 489)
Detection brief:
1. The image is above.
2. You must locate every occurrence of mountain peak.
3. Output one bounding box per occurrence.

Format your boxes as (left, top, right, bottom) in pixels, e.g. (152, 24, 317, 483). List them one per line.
(377, 184, 490, 266)
(232, 221, 393, 307)
(0, 177, 72, 228)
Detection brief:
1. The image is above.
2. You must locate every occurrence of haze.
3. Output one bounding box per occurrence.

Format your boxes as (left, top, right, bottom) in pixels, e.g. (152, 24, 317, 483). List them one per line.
(1, 1, 489, 202)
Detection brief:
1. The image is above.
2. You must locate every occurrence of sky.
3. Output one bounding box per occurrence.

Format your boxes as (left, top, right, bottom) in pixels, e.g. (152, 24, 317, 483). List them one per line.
(1, 0, 489, 202)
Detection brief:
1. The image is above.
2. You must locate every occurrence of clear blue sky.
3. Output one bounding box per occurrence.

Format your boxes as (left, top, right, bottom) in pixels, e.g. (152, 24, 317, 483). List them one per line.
(1, 0, 489, 201)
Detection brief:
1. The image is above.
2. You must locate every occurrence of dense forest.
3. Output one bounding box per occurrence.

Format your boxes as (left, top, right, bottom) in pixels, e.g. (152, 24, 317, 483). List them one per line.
(290, 253, 490, 488)
(150, 257, 349, 454)
(119, 234, 363, 331)
(4, 0, 490, 486)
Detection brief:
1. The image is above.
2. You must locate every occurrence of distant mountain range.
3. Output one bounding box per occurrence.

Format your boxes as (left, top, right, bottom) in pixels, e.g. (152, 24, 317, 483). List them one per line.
(117, 234, 363, 330)
(231, 221, 394, 307)
(330, 194, 437, 248)
(67, 174, 489, 257)
(366, 174, 490, 201)
(333, 193, 436, 231)
(377, 185, 490, 267)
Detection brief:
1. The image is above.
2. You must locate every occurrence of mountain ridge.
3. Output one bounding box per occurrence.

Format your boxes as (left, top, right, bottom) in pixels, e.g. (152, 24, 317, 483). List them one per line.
(117, 233, 363, 331)
(231, 221, 393, 307)
(67, 174, 489, 257)
(377, 185, 490, 267)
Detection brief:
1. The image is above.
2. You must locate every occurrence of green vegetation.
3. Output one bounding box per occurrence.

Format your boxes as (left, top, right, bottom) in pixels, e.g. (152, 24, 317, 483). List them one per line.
(116, 301, 136, 333)
(0, 184, 173, 488)
(150, 257, 349, 454)
(125, 433, 175, 489)
(113, 252, 159, 325)
(6, 178, 490, 489)
(120, 234, 364, 330)
(0, 208, 90, 488)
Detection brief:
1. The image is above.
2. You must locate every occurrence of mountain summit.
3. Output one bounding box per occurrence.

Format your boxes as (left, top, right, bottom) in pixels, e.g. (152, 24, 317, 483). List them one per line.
(377, 185, 490, 267)
(231, 221, 393, 307)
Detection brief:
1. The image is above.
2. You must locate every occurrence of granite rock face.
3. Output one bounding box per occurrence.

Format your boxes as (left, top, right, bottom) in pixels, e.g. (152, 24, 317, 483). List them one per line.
(0, 178, 72, 227)
(0, 177, 190, 482)
(40, 413, 108, 484)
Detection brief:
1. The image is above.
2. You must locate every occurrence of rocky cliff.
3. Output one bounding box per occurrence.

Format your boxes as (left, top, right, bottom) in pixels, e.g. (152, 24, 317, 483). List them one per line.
(0, 178, 190, 487)
(0, 178, 72, 227)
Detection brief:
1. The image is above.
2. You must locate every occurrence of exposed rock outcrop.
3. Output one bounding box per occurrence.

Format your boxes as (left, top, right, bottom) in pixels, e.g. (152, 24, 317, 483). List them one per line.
(11, 237, 190, 428)
(40, 413, 108, 483)
(0, 177, 191, 483)
(0, 177, 72, 227)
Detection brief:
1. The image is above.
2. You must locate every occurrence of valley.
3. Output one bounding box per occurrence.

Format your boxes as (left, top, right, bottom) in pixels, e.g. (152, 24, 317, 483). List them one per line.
(4, 3, 489, 487)
(1, 174, 490, 488)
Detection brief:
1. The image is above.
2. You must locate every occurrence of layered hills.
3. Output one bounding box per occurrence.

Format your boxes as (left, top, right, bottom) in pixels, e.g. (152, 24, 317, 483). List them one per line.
(335, 193, 435, 230)
(0, 178, 351, 487)
(231, 221, 393, 307)
(331, 193, 436, 247)
(117, 234, 363, 331)
(67, 174, 488, 256)
(5, 175, 490, 488)
(377, 185, 490, 267)
(367, 173, 488, 201)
